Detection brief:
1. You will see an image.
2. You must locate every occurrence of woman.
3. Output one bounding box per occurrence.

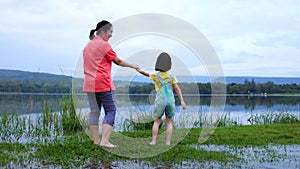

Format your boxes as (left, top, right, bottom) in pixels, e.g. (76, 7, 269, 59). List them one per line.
(83, 20, 139, 148)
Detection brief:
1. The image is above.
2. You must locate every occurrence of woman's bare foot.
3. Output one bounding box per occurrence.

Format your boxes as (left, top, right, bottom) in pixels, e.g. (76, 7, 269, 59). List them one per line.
(93, 140, 101, 145)
(99, 142, 117, 148)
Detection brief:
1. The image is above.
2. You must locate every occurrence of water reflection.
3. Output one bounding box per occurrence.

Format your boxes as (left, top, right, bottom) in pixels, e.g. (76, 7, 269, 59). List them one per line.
(1, 94, 300, 115)
(191, 144, 300, 169)
(0, 93, 69, 115)
(123, 95, 300, 113)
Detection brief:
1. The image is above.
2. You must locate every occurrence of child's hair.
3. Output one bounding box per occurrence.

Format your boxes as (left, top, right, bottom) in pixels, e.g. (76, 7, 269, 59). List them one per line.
(89, 20, 112, 40)
(155, 52, 172, 72)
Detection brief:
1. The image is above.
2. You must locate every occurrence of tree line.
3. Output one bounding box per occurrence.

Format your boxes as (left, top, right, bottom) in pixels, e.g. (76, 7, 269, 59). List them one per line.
(123, 79, 300, 95)
(1, 78, 300, 94)
(0, 79, 71, 93)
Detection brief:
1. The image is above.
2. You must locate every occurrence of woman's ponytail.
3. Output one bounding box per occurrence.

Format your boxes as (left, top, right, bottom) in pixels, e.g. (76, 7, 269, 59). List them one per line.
(89, 29, 96, 40)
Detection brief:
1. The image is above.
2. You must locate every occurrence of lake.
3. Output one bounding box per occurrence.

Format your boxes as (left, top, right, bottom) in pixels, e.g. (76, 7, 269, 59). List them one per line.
(1, 93, 299, 131)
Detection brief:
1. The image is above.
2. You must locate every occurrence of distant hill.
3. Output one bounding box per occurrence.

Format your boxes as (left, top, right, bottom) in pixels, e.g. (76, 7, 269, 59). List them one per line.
(0, 69, 72, 81)
(0, 69, 72, 93)
(1, 69, 299, 85)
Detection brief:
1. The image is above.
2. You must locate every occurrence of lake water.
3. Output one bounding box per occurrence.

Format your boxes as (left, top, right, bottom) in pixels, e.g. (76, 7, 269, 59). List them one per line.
(1, 93, 299, 130)
(1, 93, 299, 114)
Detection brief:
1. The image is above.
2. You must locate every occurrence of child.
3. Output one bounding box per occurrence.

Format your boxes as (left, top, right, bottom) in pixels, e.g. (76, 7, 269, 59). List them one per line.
(137, 52, 186, 146)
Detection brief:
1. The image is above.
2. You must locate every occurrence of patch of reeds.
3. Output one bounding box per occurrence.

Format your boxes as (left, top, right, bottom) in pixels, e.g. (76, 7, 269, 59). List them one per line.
(0, 111, 62, 143)
(122, 110, 239, 132)
(217, 112, 239, 127)
(122, 108, 154, 131)
(0, 96, 82, 143)
(188, 112, 239, 128)
(60, 96, 82, 134)
(248, 112, 300, 125)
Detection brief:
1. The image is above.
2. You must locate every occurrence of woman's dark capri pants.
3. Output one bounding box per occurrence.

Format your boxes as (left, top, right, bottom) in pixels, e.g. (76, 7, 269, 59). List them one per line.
(87, 91, 116, 126)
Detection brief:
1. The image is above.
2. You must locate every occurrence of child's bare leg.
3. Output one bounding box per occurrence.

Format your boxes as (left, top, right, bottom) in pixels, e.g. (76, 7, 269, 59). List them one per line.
(150, 117, 162, 145)
(165, 117, 173, 146)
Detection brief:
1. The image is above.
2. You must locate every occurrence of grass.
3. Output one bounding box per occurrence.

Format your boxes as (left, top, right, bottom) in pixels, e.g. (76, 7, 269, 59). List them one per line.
(0, 123, 299, 167)
(195, 123, 300, 146)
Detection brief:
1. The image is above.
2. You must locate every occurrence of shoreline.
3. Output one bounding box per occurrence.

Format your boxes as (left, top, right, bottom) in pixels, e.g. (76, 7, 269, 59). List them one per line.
(1, 92, 300, 96)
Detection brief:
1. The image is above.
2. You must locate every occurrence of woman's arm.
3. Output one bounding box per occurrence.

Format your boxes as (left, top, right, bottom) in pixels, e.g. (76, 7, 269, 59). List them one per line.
(113, 56, 139, 69)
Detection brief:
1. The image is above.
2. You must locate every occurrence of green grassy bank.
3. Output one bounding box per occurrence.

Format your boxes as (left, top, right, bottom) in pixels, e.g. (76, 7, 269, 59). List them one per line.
(1, 123, 299, 168)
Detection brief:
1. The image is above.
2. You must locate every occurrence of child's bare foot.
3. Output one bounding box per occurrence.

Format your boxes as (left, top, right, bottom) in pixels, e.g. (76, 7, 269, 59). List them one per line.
(166, 141, 171, 146)
(93, 140, 101, 145)
(149, 141, 156, 145)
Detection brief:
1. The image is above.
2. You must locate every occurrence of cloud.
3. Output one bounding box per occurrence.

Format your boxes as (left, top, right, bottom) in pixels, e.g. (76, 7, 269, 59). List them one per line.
(0, 0, 299, 77)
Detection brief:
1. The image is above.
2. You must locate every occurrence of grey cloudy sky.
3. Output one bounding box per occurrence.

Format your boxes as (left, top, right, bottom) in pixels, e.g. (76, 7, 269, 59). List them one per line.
(1, 0, 299, 77)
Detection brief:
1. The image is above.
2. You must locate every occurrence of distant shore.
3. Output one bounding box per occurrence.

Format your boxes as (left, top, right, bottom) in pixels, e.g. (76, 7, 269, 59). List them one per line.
(1, 92, 300, 97)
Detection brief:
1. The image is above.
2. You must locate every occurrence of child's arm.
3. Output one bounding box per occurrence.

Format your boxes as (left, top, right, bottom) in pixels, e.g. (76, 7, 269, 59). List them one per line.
(173, 83, 186, 109)
(136, 68, 150, 77)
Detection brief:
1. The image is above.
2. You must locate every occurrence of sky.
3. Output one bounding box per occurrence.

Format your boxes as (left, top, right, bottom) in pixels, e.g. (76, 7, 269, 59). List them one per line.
(1, 0, 300, 77)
